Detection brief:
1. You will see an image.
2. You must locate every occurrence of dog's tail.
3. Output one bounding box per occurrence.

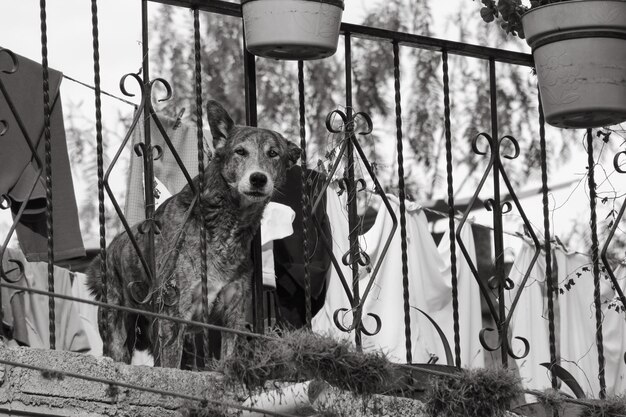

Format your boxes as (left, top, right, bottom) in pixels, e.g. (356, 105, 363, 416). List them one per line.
(85, 257, 106, 302)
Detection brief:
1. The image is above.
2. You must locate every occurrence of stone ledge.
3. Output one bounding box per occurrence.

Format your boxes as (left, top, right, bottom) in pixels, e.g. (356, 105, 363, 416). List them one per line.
(0, 346, 238, 417)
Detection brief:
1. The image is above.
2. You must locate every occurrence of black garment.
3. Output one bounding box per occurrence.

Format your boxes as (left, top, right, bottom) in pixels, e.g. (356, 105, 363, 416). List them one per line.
(272, 166, 332, 329)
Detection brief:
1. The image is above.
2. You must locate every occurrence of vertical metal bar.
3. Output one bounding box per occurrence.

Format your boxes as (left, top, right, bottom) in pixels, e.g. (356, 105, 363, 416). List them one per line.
(90, 0, 109, 356)
(538, 94, 558, 394)
(488, 58, 507, 368)
(243, 43, 264, 334)
(392, 41, 412, 364)
(193, 7, 209, 364)
(39, 0, 56, 350)
(441, 50, 461, 368)
(140, 0, 159, 361)
(343, 32, 362, 351)
(586, 128, 607, 399)
(298, 60, 312, 329)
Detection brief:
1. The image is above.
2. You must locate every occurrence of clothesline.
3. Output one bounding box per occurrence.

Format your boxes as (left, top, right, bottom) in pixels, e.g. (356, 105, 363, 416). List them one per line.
(63, 74, 137, 107)
(420, 205, 623, 264)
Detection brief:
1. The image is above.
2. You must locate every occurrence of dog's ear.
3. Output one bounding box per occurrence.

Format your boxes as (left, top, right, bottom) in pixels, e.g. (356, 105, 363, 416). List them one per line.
(286, 140, 301, 168)
(206, 100, 234, 149)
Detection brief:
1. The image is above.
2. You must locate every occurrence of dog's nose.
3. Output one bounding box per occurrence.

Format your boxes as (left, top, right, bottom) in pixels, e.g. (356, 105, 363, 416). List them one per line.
(250, 172, 268, 188)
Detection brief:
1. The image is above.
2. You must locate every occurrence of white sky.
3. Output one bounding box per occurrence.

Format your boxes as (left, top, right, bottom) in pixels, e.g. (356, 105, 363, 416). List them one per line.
(0, 0, 624, 253)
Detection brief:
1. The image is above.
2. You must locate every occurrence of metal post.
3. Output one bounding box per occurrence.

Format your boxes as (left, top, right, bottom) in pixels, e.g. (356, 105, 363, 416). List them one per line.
(343, 32, 362, 351)
(243, 43, 264, 334)
(488, 58, 508, 368)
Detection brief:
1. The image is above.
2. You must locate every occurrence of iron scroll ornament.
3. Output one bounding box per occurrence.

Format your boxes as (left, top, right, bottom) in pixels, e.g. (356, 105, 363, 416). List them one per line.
(103, 72, 206, 309)
(456, 132, 540, 360)
(310, 109, 398, 336)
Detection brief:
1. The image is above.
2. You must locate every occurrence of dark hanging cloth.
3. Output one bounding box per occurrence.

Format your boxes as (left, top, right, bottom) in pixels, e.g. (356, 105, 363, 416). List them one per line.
(0, 50, 85, 261)
(272, 166, 332, 329)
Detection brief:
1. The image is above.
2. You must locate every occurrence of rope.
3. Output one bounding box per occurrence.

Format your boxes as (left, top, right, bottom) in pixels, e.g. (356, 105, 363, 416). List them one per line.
(193, 7, 210, 361)
(538, 95, 558, 394)
(90, 0, 109, 356)
(441, 50, 461, 368)
(39, 0, 56, 350)
(392, 41, 412, 364)
(586, 129, 607, 399)
(298, 60, 312, 328)
(63, 74, 136, 107)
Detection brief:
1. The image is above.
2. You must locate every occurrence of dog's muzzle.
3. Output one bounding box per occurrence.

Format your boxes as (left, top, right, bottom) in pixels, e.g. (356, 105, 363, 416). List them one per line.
(241, 171, 273, 202)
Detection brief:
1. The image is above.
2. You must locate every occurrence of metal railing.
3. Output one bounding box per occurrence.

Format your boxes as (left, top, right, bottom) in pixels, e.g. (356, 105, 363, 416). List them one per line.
(0, 0, 624, 414)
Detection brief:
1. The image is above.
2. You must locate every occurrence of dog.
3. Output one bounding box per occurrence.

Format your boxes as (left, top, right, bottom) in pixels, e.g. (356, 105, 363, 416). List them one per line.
(87, 100, 300, 367)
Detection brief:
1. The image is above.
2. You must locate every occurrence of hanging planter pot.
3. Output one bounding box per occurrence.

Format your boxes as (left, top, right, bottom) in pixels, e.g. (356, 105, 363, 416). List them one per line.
(522, 0, 626, 129)
(241, 0, 344, 60)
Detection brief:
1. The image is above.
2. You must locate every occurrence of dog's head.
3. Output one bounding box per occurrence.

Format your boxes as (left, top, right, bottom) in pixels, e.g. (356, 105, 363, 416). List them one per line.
(206, 100, 300, 205)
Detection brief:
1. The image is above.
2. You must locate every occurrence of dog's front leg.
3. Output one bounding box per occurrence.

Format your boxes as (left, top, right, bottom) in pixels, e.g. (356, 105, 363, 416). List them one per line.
(216, 280, 249, 359)
(152, 318, 185, 368)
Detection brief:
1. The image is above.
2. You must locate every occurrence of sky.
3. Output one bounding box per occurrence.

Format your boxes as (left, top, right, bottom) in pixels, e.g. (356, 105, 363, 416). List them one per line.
(0, 0, 624, 254)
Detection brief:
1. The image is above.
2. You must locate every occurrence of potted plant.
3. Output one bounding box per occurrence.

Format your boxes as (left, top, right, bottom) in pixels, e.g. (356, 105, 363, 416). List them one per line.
(477, 0, 626, 129)
(241, 0, 344, 61)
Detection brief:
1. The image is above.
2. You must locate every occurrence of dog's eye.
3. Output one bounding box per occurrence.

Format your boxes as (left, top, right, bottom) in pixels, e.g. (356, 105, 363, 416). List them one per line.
(234, 148, 247, 156)
(267, 149, 278, 158)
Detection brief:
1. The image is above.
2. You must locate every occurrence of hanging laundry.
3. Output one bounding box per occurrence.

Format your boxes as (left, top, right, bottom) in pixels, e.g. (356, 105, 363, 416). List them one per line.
(506, 240, 552, 401)
(1, 247, 90, 352)
(272, 167, 331, 329)
(313, 191, 448, 363)
(0, 50, 85, 261)
(431, 222, 485, 368)
(556, 249, 624, 398)
(70, 270, 103, 357)
(509, 241, 626, 399)
(603, 264, 626, 394)
(124, 112, 213, 225)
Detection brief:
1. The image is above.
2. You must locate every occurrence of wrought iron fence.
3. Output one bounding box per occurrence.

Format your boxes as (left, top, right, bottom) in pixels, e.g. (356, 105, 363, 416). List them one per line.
(0, 0, 624, 414)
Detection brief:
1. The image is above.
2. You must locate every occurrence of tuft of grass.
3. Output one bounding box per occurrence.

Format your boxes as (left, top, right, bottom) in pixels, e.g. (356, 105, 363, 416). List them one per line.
(534, 388, 566, 413)
(218, 329, 400, 395)
(580, 395, 626, 417)
(424, 367, 522, 417)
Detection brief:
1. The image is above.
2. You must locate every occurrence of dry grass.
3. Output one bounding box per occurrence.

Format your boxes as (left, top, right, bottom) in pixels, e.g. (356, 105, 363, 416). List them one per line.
(580, 396, 626, 417)
(424, 367, 523, 417)
(218, 329, 400, 396)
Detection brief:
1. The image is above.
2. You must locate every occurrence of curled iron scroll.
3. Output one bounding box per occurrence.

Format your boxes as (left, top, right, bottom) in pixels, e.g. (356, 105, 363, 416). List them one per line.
(128, 280, 153, 305)
(1, 259, 25, 284)
(333, 307, 382, 336)
(341, 248, 370, 268)
(479, 327, 501, 352)
(149, 78, 173, 103)
(614, 150, 626, 174)
(0, 48, 19, 74)
(472, 132, 494, 156)
(507, 336, 530, 360)
(120, 72, 144, 98)
(499, 135, 521, 160)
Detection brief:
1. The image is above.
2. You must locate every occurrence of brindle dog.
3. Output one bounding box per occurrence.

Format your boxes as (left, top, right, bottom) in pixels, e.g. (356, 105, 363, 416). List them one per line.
(87, 100, 300, 367)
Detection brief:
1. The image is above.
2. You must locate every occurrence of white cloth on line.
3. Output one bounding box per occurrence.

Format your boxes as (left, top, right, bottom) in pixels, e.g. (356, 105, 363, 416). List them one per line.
(71, 271, 103, 357)
(509, 241, 626, 399)
(431, 222, 485, 368)
(261, 202, 296, 288)
(312, 191, 448, 363)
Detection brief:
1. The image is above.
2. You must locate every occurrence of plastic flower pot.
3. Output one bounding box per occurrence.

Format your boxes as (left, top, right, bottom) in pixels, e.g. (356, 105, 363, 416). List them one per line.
(522, 0, 626, 129)
(242, 0, 344, 60)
